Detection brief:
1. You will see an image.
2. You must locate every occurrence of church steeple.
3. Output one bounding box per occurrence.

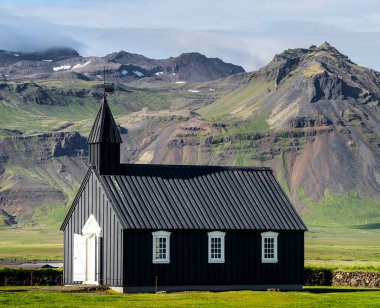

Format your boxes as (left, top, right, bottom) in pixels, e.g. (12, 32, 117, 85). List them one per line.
(87, 93, 122, 175)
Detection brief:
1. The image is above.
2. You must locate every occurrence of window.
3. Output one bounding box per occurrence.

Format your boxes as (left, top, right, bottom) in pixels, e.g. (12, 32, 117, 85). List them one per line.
(261, 231, 278, 263)
(208, 231, 225, 263)
(152, 231, 171, 264)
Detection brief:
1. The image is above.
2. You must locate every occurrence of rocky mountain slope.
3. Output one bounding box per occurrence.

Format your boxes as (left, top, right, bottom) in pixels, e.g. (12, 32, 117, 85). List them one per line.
(0, 43, 379, 229)
(0, 48, 244, 83)
(197, 42, 380, 203)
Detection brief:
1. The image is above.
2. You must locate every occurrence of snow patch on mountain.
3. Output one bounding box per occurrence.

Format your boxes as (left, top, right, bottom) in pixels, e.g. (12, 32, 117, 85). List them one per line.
(133, 70, 144, 77)
(72, 61, 91, 69)
(53, 65, 71, 72)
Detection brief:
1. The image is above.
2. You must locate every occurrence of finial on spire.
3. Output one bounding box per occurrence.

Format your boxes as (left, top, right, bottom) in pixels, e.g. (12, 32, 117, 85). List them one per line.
(103, 67, 114, 96)
(87, 67, 121, 145)
(87, 67, 122, 174)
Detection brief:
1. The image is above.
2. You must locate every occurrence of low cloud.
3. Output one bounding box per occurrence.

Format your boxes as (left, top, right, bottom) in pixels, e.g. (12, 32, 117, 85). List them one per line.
(0, 12, 84, 52)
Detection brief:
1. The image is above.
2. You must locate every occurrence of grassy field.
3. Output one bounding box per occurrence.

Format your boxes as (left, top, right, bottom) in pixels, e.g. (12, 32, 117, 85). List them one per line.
(300, 189, 380, 226)
(0, 286, 379, 307)
(305, 225, 380, 270)
(0, 230, 62, 260)
(1, 225, 380, 271)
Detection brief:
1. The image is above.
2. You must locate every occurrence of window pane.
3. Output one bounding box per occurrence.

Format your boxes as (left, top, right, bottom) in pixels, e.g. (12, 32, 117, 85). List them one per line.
(155, 237, 167, 259)
(210, 237, 223, 260)
(263, 236, 276, 260)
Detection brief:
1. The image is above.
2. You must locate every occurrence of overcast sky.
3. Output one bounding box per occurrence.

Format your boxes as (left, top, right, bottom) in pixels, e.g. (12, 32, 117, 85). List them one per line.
(1, 0, 380, 71)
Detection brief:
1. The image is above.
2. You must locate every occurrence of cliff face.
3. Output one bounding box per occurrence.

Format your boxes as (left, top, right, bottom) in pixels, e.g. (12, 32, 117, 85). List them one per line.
(0, 132, 87, 227)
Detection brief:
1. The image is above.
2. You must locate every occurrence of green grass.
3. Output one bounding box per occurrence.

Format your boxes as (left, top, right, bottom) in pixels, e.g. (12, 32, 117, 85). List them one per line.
(0, 230, 62, 260)
(218, 116, 270, 136)
(0, 100, 97, 136)
(276, 168, 291, 197)
(30, 202, 69, 229)
(199, 77, 272, 118)
(1, 161, 79, 229)
(299, 189, 380, 226)
(348, 62, 367, 72)
(1, 224, 379, 268)
(0, 81, 180, 137)
(0, 287, 379, 307)
(305, 225, 380, 270)
(303, 63, 325, 78)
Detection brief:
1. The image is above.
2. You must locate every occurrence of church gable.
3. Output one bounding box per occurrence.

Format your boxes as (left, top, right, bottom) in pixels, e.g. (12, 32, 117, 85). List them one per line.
(60, 168, 123, 231)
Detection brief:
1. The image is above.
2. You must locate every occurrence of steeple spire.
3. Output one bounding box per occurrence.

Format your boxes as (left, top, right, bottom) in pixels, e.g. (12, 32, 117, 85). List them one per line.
(87, 80, 122, 175)
(87, 94, 122, 144)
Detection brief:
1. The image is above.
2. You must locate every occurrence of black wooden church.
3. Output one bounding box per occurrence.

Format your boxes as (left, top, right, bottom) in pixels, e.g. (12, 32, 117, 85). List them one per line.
(60, 93, 307, 292)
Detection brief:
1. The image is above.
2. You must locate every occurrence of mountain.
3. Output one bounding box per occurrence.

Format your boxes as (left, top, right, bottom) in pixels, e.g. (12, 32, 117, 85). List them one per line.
(0, 43, 379, 229)
(0, 47, 80, 65)
(198, 42, 380, 205)
(0, 48, 245, 83)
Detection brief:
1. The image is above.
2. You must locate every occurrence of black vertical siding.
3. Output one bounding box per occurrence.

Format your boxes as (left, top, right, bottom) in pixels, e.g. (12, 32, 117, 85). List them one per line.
(63, 171, 124, 286)
(123, 230, 304, 287)
(89, 143, 120, 175)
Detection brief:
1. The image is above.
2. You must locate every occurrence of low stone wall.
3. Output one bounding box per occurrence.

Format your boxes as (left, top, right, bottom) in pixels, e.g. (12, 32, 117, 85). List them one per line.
(332, 271, 380, 288)
(304, 269, 333, 286)
(304, 269, 380, 288)
(0, 269, 62, 286)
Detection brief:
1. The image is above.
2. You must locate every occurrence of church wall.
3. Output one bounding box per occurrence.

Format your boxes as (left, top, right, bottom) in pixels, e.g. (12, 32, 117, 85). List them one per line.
(63, 170, 124, 286)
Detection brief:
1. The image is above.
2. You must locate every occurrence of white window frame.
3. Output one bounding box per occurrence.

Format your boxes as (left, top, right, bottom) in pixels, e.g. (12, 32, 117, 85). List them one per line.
(261, 231, 278, 263)
(152, 230, 171, 264)
(207, 231, 226, 263)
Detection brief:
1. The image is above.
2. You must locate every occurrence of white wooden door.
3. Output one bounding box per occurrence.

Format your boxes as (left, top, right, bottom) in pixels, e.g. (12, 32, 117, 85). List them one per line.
(73, 234, 86, 282)
(86, 234, 96, 283)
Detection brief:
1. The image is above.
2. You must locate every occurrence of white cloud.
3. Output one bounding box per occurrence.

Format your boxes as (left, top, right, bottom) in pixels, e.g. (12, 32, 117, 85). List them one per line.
(0, 1, 380, 71)
(3, 0, 380, 31)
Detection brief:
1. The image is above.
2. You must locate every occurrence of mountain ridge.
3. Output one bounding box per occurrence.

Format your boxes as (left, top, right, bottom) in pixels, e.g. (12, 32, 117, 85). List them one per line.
(0, 47, 245, 83)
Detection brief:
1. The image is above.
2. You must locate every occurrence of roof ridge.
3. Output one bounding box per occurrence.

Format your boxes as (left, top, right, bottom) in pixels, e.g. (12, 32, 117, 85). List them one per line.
(118, 163, 272, 172)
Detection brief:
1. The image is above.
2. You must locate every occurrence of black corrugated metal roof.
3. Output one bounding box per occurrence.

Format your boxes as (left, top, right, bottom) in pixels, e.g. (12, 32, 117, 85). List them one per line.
(96, 164, 307, 231)
(87, 96, 122, 144)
